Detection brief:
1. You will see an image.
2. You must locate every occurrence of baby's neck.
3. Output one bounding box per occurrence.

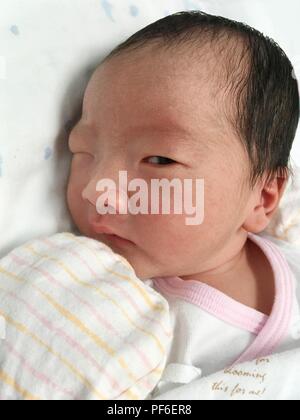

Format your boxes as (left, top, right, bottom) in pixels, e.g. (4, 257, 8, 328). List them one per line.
(181, 238, 275, 316)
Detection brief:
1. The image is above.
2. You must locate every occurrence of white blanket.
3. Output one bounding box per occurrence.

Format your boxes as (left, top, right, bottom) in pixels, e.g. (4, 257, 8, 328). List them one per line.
(0, 232, 172, 400)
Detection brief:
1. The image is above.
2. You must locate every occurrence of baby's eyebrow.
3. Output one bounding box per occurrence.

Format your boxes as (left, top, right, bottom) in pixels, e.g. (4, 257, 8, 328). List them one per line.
(123, 123, 195, 147)
(124, 122, 191, 137)
(124, 123, 216, 151)
(80, 116, 218, 152)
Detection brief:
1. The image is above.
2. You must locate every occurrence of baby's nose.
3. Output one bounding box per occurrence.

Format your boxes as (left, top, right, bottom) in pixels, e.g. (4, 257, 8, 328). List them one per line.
(82, 179, 98, 206)
(82, 180, 129, 215)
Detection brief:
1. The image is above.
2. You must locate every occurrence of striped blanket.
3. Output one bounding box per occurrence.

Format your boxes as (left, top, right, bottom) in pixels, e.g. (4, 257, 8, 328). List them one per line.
(0, 232, 172, 400)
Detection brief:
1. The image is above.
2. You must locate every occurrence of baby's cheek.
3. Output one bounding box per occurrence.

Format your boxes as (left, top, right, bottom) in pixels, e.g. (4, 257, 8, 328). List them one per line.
(70, 158, 93, 196)
(139, 213, 192, 250)
(67, 168, 89, 233)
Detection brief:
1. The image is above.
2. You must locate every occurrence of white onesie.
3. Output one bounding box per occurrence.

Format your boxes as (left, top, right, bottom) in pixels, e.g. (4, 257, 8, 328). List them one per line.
(147, 232, 300, 400)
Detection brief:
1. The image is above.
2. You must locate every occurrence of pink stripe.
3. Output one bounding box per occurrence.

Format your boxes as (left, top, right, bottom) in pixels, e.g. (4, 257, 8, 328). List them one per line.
(4, 340, 78, 399)
(43, 236, 164, 393)
(9, 253, 124, 394)
(11, 242, 159, 394)
(45, 237, 171, 339)
(233, 233, 294, 364)
(41, 238, 156, 374)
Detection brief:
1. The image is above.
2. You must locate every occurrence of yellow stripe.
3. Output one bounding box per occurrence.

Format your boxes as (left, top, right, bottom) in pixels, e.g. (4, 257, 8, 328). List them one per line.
(63, 232, 164, 313)
(64, 233, 172, 338)
(0, 266, 146, 399)
(124, 388, 140, 400)
(152, 367, 164, 375)
(0, 369, 40, 400)
(33, 285, 139, 384)
(24, 245, 166, 355)
(0, 309, 107, 400)
(63, 234, 172, 339)
(0, 266, 23, 282)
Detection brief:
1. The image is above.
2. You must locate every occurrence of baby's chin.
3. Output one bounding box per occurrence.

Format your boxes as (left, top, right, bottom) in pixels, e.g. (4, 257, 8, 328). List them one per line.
(76, 224, 172, 280)
(101, 246, 162, 280)
(126, 259, 175, 281)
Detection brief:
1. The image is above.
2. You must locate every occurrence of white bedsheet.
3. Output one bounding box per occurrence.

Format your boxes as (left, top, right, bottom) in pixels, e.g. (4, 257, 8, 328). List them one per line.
(1, 0, 299, 258)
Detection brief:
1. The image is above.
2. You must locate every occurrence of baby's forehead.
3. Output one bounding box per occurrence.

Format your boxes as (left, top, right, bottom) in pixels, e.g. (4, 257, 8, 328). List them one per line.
(83, 40, 247, 145)
(92, 39, 246, 117)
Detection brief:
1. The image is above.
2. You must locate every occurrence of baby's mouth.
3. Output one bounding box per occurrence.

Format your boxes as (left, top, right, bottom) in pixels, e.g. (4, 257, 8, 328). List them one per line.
(89, 222, 135, 246)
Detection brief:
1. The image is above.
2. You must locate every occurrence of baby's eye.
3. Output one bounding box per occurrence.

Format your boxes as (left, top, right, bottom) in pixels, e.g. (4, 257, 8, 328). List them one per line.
(144, 156, 177, 165)
(71, 150, 94, 159)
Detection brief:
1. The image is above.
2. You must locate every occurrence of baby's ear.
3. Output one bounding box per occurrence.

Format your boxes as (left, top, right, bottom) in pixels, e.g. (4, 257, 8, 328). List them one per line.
(261, 175, 289, 220)
(266, 173, 288, 199)
(242, 174, 288, 234)
(277, 175, 289, 202)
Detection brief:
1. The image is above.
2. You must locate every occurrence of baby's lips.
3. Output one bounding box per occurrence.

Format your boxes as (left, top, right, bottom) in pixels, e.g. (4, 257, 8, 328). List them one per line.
(89, 222, 134, 242)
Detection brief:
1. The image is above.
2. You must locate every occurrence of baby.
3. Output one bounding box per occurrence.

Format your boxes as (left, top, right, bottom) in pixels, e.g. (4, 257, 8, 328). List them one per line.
(66, 10, 300, 397)
(1, 10, 300, 400)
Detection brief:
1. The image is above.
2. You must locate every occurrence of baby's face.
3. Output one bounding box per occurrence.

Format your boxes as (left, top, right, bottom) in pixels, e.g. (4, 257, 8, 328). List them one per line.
(67, 46, 254, 280)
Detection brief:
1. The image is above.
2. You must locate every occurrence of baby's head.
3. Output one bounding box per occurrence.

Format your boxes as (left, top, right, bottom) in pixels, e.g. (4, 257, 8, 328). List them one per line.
(67, 11, 299, 280)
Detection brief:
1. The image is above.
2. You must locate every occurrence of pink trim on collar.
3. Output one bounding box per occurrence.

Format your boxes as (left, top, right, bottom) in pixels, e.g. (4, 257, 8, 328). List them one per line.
(152, 232, 295, 364)
(234, 233, 294, 364)
(153, 276, 268, 335)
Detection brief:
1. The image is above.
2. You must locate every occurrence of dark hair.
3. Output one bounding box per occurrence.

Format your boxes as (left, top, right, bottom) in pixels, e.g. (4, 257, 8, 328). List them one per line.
(102, 10, 299, 188)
